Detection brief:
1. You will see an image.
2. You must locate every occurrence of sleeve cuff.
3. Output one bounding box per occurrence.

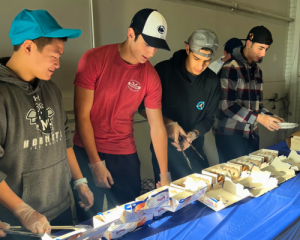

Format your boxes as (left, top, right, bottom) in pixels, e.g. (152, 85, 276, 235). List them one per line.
(248, 111, 258, 125)
(0, 172, 7, 183)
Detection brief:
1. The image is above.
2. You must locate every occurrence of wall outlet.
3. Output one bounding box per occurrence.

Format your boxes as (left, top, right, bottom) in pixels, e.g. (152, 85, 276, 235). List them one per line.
(274, 93, 278, 99)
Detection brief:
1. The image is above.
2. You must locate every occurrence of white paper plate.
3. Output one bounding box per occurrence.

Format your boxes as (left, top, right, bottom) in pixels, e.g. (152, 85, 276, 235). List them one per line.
(278, 122, 298, 129)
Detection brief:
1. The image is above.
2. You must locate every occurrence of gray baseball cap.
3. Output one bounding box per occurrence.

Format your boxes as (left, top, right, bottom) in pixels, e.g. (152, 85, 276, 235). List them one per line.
(186, 29, 218, 58)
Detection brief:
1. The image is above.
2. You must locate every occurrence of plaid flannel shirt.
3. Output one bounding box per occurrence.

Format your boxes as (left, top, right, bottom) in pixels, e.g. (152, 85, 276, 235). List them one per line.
(215, 47, 273, 138)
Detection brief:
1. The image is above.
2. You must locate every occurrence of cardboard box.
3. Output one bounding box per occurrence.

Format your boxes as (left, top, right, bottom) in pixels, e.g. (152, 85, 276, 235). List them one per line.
(171, 173, 212, 192)
(102, 220, 137, 240)
(286, 131, 300, 151)
(249, 149, 278, 165)
(103, 210, 154, 239)
(139, 186, 207, 213)
(75, 224, 110, 240)
(261, 157, 296, 184)
(232, 166, 278, 197)
(281, 150, 300, 171)
(228, 155, 266, 170)
(135, 188, 170, 210)
(42, 229, 87, 240)
(93, 208, 121, 228)
(198, 179, 251, 211)
(202, 163, 243, 183)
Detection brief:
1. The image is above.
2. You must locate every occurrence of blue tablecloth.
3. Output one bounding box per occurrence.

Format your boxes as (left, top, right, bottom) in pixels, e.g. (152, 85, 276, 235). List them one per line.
(119, 141, 300, 240)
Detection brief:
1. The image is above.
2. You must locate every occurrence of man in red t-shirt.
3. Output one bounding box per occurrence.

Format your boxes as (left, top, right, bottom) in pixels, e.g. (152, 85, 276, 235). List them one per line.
(72, 8, 171, 221)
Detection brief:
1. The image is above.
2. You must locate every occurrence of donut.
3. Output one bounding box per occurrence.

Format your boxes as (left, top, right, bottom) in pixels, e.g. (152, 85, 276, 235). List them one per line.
(137, 216, 147, 227)
(134, 202, 145, 213)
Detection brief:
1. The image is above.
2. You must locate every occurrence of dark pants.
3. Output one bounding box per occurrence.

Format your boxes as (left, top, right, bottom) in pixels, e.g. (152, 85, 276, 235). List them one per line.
(72, 145, 141, 222)
(215, 134, 260, 164)
(151, 137, 209, 183)
(4, 208, 72, 240)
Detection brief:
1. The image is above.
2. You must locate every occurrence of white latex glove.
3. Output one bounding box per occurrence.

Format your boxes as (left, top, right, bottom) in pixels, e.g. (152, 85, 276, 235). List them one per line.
(156, 172, 172, 188)
(176, 131, 198, 151)
(12, 202, 51, 234)
(0, 221, 10, 238)
(256, 114, 281, 131)
(89, 161, 114, 188)
(75, 183, 94, 211)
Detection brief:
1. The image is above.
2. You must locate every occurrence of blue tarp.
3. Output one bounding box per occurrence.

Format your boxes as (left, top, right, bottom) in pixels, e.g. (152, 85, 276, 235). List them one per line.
(121, 141, 300, 240)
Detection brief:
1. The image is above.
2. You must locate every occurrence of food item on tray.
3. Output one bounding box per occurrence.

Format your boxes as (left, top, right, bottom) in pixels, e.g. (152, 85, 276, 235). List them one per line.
(190, 176, 210, 186)
(177, 183, 186, 187)
(210, 167, 227, 183)
(243, 157, 261, 167)
(256, 152, 277, 163)
(137, 216, 147, 227)
(233, 160, 253, 171)
(170, 189, 180, 195)
(134, 202, 145, 213)
(209, 165, 240, 182)
(222, 166, 239, 179)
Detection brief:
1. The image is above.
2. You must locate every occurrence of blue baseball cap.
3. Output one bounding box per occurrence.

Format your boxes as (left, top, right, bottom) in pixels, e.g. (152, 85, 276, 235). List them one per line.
(9, 9, 81, 45)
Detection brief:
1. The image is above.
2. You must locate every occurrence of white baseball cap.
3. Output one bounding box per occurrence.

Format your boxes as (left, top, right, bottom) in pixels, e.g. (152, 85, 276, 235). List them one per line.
(130, 8, 170, 51)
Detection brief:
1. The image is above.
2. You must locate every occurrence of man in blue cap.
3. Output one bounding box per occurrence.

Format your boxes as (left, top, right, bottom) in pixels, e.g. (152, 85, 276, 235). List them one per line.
(209, 38, 243, 74)
(0, 9, 94, 239)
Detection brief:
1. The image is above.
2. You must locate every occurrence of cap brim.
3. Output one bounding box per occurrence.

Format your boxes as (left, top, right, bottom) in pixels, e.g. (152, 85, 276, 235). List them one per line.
(142, 33, 170, 51)
(44, 28, 81, 39)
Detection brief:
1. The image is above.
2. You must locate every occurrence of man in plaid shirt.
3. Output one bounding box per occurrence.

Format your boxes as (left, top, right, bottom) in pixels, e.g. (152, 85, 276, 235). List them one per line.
(215, 26, 284, 163)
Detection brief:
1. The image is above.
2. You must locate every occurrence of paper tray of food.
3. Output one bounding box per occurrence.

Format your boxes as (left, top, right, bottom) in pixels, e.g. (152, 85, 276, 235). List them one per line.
(280, 150, 300, 171)
(202, 163, 242, 184)
(228, 155, 267, 170)
(261, 157, 296, 184)
(249, 149, 278, 164)
(198, 179, 251, 211)
(232, 166, 278, 197)
(171, 173, 212, 192)
(137, 186, 207, 213)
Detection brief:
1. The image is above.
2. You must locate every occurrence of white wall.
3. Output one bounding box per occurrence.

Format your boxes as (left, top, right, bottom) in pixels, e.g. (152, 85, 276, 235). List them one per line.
(0, 0, 292, 179)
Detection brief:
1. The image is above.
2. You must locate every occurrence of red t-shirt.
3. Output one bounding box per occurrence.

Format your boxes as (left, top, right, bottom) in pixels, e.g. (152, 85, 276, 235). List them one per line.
(73, 44, 162, 154)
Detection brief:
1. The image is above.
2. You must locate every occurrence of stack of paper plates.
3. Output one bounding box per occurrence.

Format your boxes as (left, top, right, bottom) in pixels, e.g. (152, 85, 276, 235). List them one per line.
(278, 123, 298, 129)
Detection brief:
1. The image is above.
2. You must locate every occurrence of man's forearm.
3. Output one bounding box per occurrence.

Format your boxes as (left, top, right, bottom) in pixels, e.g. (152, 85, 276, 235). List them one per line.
(76, 117, 101, 164)
(67, 147, 84, 180)
(140, 109, 174, 127)
(151, 126, 168, 174)
(0, 180, 23, 212)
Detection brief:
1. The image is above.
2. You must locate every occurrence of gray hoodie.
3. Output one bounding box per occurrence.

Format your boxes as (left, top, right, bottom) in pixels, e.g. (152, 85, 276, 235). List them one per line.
(0, 57, 72, 223)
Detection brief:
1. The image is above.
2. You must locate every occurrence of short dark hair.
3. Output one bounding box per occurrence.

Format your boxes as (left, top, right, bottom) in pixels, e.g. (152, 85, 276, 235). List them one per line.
(13, 37, 68, 52)
(189, 47, 212, 54)
(133, 29, 141, 42)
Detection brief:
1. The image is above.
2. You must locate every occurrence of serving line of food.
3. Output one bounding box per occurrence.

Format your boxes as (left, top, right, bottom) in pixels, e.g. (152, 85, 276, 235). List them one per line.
(38, 145, 300, 240)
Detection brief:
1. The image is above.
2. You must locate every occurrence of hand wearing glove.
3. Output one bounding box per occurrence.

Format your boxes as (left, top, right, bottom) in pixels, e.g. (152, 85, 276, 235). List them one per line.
(89, 161, 114, 188)
(74, 180, 94, 211)
(0, 221, 10, 238)
(256, 114, 281, 131)
(156, 172, 172, 188)
(166, 122, 187, 150)
(12, 202, 51, 234)
(176, 131, 198, 151)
